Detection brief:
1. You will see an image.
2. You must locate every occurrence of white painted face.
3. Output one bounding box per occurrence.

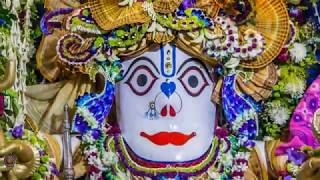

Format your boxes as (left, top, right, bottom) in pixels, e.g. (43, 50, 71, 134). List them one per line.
(116, 44, 216, 162)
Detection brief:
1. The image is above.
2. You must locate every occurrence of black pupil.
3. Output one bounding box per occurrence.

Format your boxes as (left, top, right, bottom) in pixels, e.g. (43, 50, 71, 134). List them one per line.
(188, 75, 198, 88)
(137, 74, 148, 86)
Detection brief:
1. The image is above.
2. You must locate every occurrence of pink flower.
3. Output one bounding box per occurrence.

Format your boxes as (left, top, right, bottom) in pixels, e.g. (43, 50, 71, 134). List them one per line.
(88, 165, 100, 174)
(90, 152, 98, 157)
(215, 128, 229, 138)
(278, 48, 290, 63)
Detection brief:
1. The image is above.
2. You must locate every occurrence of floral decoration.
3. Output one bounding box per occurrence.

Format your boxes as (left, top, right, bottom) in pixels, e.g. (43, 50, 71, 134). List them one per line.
(283, 146, 320, 179)
(5, 125, 59, 180)
(259, 0, 320, 140)
(72, 59, 123, 179)
(2, 0, 320, 179)
(0, 0, 59, 179)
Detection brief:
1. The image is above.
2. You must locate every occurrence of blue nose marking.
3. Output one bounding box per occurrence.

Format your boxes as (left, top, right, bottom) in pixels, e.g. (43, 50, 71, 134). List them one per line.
(161, 82, 176, 98)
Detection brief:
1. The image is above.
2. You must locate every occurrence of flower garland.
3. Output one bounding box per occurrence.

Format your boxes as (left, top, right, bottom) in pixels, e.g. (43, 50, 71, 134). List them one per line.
(72, 58, 123, 179)
(56, 1, 267, 179)
(5, 125, 59, 179)
(254, 1, 320, 178)
(16, 0, 320, 179)
(281, 146, 320, 179)
(259, 0, 320, 140)
(0, 0, 58, 179)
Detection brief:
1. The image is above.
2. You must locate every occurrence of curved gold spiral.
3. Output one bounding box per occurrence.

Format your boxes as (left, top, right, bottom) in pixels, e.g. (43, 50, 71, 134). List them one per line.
(0, 130, 41, 179)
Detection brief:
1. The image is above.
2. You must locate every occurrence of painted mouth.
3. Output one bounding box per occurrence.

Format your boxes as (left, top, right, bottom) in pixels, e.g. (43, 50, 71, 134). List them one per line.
(140, 131, 196, 146)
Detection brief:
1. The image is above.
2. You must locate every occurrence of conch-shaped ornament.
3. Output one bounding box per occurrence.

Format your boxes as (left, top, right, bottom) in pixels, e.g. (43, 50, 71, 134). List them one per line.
(240, 0, 289, 68)
(0, 130, 40, 179)
(88, 0, 150, 31)
(153, 0, 183, 13)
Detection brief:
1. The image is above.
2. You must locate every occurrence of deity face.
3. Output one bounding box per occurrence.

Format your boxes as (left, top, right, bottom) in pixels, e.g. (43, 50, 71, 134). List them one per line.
(116, 44, 216, 162)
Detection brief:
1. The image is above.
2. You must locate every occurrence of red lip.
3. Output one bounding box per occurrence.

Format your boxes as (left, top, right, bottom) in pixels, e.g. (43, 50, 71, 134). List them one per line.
(140, 131, 196, 146)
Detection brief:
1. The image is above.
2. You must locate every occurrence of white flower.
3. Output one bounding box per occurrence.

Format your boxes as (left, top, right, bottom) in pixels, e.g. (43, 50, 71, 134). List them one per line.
(84, 145, 98, 156)
(143, 1, 156, 21)
(233, 176, 245, 180)
(224, 57, 240, 69)
(101, 151, 118, 166)
(289, 43, 307, 63)
(268, 106, 290, 125)
(263, 136, 274, 141)
(78, 107, 99, 129)
(82, 133, 95, 144)
(219, 153, 233, 167)
(208, 171, 221, 179)
(232, 163, 248, 174)
(235, 152, 250, 160)
(284, 79, 306, 98)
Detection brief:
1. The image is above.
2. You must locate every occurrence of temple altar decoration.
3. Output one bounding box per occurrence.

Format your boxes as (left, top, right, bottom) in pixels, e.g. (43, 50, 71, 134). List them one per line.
(2, 0, 320, 180)
(37, 0, 289, 179)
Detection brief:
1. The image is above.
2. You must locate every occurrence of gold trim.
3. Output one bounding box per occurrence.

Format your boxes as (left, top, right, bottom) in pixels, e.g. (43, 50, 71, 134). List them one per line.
(25, 116, 39, 133)
(88, 0, 150, 31)
(43, 134, 62, 169)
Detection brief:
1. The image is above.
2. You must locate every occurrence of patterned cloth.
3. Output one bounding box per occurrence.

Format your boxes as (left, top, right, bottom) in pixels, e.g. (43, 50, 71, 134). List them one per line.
(277, 75, 320, 155)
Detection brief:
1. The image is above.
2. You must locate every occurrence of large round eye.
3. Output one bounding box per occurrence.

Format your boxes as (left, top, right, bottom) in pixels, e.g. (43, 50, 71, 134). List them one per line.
(178, 66, 209, 96)
(125, 65, 158, 96)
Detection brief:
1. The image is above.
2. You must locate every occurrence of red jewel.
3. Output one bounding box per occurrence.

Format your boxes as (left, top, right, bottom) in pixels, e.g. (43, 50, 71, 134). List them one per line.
(161, 106, 167, 116)
(169, 105, 176, 117)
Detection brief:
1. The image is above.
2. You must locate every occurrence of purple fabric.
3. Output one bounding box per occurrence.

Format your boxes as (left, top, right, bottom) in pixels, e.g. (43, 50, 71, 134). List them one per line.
(287, 149, 306, 165)
(277, 74, 320, 155)
(181, 0, 196, 9)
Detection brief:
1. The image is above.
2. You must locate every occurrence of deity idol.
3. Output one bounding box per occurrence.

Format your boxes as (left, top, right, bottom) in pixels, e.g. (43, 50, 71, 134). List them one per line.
(1, 0, 320, 180)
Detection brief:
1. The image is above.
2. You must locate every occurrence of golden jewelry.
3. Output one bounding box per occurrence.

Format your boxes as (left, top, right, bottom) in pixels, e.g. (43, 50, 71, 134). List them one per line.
(309, 159, 313, 169)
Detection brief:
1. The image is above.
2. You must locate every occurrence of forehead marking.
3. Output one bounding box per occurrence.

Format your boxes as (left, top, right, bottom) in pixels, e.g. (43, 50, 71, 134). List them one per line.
(160, 45, 176, 78)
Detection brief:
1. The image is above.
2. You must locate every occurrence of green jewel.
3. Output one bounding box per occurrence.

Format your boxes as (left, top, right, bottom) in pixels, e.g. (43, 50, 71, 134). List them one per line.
(115, 30, 126, 37)
(108, 23, 149, 48)
(41, 156, 50, 163)
(38, 165, 48, 175)
(103, 170, 117, 180)
(32, 173, 42, 180)
(82, 9, 90, 17)
(185, 9, 193, 16)
(313, 149, 320, 157)
(70, 17, 102, 34)
(30, 135, 37, 145)
(94, 37, 105, 48)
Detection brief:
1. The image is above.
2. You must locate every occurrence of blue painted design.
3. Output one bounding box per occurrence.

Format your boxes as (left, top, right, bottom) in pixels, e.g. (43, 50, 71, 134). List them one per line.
(161, 82, 176, 98)
(160, 45, 176, 78)
(73, 81, 115, 135)
(221, 74, 259, 148)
